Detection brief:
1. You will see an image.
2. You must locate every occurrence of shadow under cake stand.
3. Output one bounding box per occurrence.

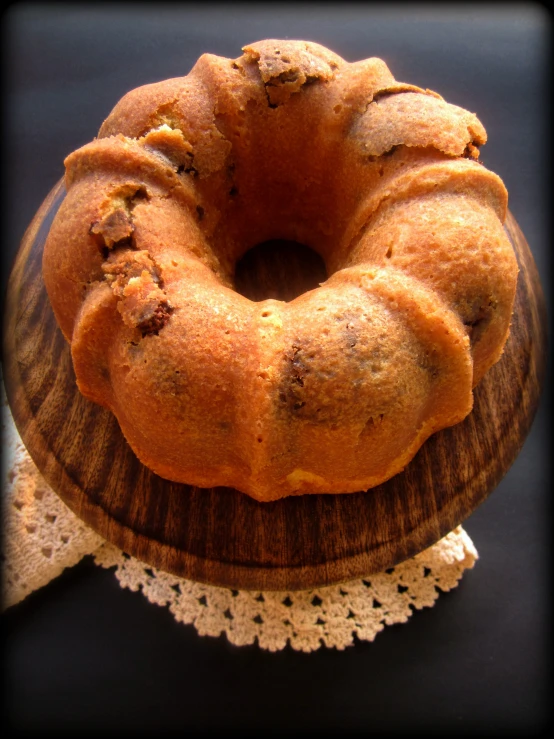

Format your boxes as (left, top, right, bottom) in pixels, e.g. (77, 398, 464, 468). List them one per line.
(3, 179, 547, 591)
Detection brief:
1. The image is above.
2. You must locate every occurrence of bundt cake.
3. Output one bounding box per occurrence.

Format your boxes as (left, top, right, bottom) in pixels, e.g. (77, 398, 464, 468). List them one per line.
(42, 40, 519, 502)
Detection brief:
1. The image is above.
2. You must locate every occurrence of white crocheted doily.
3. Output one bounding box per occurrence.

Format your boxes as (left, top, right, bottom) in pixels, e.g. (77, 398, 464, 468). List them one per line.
(2, 398, 477, 652)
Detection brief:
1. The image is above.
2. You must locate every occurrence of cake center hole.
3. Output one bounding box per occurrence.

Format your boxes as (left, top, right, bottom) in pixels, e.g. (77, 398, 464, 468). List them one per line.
(234, 240, 328, 302)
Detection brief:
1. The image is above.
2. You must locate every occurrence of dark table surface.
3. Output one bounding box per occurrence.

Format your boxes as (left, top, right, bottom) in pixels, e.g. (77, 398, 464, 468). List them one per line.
(2, 4, 551, 735)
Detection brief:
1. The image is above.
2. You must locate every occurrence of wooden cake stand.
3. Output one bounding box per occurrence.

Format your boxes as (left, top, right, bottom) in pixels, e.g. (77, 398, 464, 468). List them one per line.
(3, 179, 547, 591)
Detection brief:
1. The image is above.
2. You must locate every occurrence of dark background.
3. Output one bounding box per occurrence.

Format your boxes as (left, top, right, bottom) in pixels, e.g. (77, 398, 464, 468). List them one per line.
(2, 3, 551, 735)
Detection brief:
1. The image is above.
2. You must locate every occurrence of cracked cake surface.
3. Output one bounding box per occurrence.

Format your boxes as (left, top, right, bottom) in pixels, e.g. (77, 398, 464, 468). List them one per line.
(42, 40, 518, 502)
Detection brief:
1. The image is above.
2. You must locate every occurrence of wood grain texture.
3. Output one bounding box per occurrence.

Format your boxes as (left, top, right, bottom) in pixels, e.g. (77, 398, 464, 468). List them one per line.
(3, 179, 547, 591)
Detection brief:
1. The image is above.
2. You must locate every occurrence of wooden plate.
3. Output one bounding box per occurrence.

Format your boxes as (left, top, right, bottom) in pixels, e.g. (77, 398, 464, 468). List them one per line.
(3, 179, 547, 591)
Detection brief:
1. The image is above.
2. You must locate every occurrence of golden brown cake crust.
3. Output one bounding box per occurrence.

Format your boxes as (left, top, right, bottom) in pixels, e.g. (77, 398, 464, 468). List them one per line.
(42, 40, 518, 501)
